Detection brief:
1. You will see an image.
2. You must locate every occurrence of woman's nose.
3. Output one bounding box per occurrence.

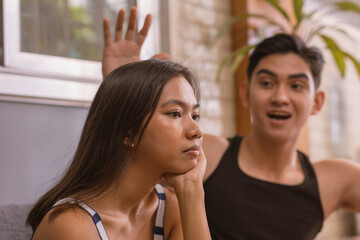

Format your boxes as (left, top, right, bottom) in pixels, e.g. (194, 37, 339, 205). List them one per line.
(186, 118, 203, 140)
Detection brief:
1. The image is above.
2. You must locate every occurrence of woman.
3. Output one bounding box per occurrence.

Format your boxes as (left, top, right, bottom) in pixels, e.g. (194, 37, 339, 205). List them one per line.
(26, 59, 210, 239)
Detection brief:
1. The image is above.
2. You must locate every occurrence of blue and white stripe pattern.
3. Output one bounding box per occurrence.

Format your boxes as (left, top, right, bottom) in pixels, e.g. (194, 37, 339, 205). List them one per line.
(53, 198, 110, 240)
(53, 184, 166, 240)
(154, 184, 166, 240)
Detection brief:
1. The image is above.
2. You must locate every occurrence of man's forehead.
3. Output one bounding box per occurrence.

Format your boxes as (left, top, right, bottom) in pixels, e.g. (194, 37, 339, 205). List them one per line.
(254, 53, 313, 77)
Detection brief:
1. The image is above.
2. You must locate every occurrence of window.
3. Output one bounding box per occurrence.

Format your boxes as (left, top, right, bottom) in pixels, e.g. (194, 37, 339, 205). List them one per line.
(0, 0, 168, 105)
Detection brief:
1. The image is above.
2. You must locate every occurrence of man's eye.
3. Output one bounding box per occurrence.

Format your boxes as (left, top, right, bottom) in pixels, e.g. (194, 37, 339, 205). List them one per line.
(292, 83, 304, 90)
(260, 80, 272, 87)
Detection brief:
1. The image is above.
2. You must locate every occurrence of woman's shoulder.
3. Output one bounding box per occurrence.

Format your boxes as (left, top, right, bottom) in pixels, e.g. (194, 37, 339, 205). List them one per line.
(32, 206, 99, 240)
(161, 186, 183, 239)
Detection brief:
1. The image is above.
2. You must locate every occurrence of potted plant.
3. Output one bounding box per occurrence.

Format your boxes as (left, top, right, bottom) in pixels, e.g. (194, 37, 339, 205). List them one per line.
(216, 0, 360, 79)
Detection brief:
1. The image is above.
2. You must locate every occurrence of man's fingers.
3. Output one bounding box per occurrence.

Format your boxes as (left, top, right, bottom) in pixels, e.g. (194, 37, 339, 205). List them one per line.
(114, 9, 126, 42)
(151, 53, 170, 60)
(136, 14, 152, 46)
(125, 7, 137, 41)
(103, 18, 112, 47)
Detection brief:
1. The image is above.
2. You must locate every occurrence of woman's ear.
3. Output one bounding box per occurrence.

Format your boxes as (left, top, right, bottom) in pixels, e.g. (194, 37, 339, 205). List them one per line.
(239, 81, 250, 108)
(311, 90, 325, 115)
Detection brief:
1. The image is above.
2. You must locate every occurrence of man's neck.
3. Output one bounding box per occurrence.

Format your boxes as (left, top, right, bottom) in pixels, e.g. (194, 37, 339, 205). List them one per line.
(239, 132, 304, 185)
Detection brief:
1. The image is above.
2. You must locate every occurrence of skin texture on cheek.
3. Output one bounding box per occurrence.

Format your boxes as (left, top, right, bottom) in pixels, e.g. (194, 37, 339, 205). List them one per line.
(246, 53, 320, 141)
(134, 76, 200, 174)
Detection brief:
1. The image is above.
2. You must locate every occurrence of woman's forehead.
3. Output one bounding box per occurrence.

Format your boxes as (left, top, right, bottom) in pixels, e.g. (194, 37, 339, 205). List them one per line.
(159, 76, 198, 105)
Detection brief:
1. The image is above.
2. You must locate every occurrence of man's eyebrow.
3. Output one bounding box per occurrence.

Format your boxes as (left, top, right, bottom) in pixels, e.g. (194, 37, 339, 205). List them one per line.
(256, 69, 309, 81)
(288, 73, 309, 80)
(255, 69, 277, 77)
(161, 99, 200, 109)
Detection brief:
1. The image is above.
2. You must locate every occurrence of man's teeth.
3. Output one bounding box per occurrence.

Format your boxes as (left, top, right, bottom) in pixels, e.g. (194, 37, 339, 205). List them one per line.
(268, 112, 291, 120)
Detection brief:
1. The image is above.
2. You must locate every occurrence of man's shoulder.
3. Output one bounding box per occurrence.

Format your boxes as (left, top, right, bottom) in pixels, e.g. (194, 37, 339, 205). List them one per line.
(313, 158, 358, 173)
(312, 158, 360, 217)
(203, 134, 236, 181)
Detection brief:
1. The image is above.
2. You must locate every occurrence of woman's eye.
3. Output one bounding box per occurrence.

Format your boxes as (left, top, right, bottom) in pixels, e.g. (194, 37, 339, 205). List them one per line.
(167, 111, 181, 118)
(192, 114, 200, 122)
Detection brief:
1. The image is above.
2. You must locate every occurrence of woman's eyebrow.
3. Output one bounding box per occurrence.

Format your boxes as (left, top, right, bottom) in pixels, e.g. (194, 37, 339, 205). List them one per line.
(161, 99, 200, 109)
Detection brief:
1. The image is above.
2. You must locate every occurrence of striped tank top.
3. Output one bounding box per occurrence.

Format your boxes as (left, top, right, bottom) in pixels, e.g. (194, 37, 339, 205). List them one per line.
(53, 184, 166, 240)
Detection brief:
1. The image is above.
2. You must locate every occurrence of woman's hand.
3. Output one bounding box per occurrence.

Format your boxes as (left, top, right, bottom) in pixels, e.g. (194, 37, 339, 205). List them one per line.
(164, 148, 211, 240)
(102, 7, 168, 78)
(164, 148, 207, 198)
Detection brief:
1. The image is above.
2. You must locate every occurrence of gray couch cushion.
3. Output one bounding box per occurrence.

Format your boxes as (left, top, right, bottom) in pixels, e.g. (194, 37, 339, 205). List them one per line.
(0, 204, 33, 240)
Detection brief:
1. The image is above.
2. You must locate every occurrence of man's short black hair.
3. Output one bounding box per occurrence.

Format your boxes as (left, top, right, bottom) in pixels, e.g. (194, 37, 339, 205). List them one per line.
(247, 33, 324, 89)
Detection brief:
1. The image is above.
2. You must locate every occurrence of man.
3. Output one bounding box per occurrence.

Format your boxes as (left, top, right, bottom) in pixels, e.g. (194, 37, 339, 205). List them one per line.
(102, 7, 360, 239)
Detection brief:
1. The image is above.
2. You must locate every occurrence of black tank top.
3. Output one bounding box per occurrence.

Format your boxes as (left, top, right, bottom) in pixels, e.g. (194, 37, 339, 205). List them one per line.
(204, 136, 324, 240)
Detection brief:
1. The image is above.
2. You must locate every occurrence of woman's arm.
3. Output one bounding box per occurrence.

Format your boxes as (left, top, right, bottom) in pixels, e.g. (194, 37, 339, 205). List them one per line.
(164, 148, 211, 240)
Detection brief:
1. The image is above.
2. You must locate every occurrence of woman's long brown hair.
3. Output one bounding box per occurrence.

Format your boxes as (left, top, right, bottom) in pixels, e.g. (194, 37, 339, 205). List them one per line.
(26, 59, 200, 232)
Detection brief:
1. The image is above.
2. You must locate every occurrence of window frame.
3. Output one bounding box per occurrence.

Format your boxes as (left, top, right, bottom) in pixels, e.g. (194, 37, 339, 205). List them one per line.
(0, 0, 167, 106)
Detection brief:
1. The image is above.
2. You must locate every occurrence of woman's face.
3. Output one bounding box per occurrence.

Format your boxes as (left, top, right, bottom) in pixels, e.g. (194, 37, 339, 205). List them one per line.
(134, 75, 202, 174)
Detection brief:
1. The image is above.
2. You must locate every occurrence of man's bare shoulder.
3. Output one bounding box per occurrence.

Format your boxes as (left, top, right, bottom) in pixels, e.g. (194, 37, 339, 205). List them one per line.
(313, 158, 360, 175)
(203, 134, 230, 181)
(32, 206, 99, 240)
(312, 158, 360, 218)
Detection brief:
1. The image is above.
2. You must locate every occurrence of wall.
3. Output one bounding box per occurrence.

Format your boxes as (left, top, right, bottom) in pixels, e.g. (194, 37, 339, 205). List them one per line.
(169, 0, 236, 137)
(0, 101, 88, 204)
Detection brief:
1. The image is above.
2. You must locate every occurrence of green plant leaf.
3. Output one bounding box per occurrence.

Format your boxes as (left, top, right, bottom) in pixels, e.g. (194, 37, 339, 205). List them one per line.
(293, 0, 304, 31)
(216, 45, 257, 78)
(334, 1, 360, 13)
(214, 13, 284, 41)
(307, 25, 326, 41)
(343, 52, 360, 77)
(326, 25, 352, 40)
(216, 55, 231, 79)
(230, 54, 246, 74)
(320, 35, 346, 77)
(308, 24, 351, 42)
(231, 45, 258, 74)
(303, 9, 318, 20)
(265, 0, 290, 21)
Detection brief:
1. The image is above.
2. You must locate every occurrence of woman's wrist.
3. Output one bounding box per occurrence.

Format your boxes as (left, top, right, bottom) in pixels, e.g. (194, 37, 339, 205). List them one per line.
(174, 180, 204, 204)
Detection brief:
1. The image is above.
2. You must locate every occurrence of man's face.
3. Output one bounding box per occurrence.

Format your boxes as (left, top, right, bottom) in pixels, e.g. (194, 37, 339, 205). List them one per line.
(245, 53, 324, 142)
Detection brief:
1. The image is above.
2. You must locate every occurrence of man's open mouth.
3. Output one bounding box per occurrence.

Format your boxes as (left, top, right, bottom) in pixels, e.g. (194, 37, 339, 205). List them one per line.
(267, 111, 291, 120)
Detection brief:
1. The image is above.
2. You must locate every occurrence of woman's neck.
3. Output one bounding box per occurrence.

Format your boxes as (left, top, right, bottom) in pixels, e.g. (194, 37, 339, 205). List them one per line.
(90, 158, 163, 218)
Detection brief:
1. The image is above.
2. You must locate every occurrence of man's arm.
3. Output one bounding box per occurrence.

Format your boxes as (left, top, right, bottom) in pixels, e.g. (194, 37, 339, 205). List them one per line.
(102, 7, 168, 79)
(202, 134, 229, 182)
(314, 159, 360, 218)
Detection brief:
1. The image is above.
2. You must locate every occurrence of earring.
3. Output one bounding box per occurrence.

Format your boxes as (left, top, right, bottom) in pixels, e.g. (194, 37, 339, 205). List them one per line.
(124, 137, 135, 148)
